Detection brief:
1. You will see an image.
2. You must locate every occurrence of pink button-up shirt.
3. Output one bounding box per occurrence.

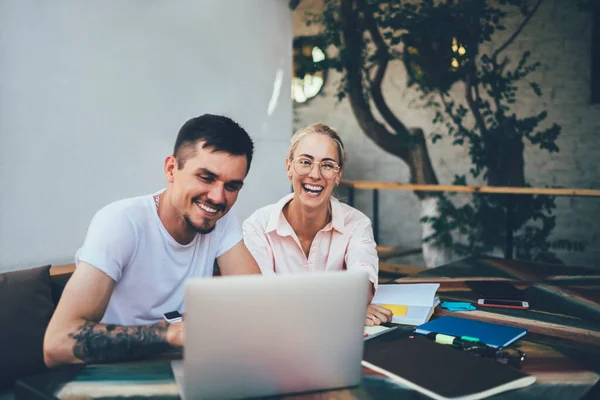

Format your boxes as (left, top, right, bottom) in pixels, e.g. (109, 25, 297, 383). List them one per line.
(242, 193, 378, 290)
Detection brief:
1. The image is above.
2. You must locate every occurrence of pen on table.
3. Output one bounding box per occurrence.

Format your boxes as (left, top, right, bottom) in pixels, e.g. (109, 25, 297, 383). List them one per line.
(424, 332, 483, 349)
(418, 332, 524, 367)
(425, 332, 500, 357)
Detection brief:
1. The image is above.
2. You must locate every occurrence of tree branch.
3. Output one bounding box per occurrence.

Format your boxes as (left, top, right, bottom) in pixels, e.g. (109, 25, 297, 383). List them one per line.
(492, 0, 544, 60)
(339, 0, 438, 190)
(474, 78, 483, 104)
(465, 65, 488, 136)
(490, 60, 508, 120)
(364, 61, 378, 81)
(358, 0, 411, 139)
(439, 93, 475, 141)
(339, 0, 409, 161)
(289, 0, 302, 11)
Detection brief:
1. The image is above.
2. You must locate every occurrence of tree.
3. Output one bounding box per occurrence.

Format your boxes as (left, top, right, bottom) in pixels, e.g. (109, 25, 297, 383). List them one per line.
(293, 0, 573, 266)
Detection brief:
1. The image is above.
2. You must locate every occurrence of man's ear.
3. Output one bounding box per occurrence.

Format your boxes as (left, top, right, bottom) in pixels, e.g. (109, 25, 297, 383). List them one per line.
(165, 155, 177, 183)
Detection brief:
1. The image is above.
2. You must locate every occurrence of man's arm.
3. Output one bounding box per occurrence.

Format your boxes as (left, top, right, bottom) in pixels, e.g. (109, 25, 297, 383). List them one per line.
(43, 262, 182, 368)
(217, 240, 262, 276)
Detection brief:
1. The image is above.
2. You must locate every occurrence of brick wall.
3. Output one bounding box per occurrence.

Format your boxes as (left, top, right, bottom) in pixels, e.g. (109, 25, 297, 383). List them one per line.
(293, 0, 600, 268)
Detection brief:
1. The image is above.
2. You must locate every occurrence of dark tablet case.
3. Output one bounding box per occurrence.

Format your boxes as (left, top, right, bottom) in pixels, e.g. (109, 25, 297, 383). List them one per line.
(363, 336, 534, 400)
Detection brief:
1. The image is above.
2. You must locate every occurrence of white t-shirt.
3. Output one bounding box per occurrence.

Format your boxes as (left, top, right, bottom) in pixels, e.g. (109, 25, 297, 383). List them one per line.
(75, 190, 242, 326)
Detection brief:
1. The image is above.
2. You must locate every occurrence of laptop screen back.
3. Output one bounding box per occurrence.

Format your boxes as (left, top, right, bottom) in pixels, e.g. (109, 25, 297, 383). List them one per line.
(177, 270, 369, 399)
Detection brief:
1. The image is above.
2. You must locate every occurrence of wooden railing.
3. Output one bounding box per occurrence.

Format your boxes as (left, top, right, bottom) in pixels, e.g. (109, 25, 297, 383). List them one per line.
(50, 263, 76, 277)
(339, 180, 600, 260)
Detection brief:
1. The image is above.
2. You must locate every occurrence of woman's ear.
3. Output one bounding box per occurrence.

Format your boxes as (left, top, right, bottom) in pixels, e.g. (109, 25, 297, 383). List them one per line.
(285, 158, 292, 180)
(335, 167, 344, 186)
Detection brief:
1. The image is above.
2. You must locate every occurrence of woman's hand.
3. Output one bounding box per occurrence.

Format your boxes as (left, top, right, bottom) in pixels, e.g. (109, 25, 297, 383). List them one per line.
(365, 304, 393, 326)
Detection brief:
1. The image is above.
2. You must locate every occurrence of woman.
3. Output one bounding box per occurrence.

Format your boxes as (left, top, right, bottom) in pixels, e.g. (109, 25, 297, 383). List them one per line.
(242, 123, 392, 326)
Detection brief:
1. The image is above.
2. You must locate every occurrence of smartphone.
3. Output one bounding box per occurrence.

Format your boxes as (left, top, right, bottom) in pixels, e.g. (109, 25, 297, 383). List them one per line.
(477, 299, 529, 309)
(163, 311, 183, 323)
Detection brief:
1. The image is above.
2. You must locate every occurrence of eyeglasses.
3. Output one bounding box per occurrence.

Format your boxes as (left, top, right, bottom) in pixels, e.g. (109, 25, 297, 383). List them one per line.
(494, 348, 527, 369)
(464, 344, 527, 369)
(291, 157, 341, 179)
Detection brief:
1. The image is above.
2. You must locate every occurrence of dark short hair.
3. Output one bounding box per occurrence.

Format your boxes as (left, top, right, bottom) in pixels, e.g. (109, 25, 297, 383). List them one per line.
(173, 114, 254, 174)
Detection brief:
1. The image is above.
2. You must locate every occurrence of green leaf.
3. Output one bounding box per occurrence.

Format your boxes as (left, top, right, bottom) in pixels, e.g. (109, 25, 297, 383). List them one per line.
(530, 82, 542, 96)
(453, 175, 467, 185)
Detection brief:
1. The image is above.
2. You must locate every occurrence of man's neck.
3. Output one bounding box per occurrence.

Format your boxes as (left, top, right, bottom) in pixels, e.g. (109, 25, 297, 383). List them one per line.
(285, 198, 330, 240)
(156, 191, 196, 245)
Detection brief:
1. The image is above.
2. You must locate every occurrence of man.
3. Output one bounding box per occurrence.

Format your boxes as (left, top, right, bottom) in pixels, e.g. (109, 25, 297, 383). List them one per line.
(44, 114, 261, 368)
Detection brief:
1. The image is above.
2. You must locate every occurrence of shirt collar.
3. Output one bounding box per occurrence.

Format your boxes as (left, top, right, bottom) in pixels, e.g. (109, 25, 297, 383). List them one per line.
(265, 193, 294, 236)
(265, 193, 347, 236)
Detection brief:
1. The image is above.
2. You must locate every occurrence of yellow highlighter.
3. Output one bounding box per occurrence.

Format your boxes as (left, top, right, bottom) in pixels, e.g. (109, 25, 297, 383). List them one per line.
(378, 304, 408, 316)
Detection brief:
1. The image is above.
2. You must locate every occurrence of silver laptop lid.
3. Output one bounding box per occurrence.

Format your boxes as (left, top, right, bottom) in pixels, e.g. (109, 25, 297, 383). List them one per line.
(181, 270, 369, 399)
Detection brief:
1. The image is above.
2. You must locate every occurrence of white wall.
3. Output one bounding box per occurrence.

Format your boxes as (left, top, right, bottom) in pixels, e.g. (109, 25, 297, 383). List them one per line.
(0, 0, 292, 272)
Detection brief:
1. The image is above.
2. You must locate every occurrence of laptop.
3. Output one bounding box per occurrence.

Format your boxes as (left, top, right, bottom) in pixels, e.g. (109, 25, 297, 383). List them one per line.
(171, 270, 369, 400)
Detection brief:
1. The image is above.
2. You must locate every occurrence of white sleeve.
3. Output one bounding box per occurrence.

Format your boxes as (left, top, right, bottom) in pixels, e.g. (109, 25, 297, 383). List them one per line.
(74, 205, 137, 282)
(215, 205, 243, 257)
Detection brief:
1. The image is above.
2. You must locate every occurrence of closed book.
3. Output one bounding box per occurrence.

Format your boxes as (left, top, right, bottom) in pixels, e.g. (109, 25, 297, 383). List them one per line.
(414, 316, 527, 348)
(362, 336, 536, 400)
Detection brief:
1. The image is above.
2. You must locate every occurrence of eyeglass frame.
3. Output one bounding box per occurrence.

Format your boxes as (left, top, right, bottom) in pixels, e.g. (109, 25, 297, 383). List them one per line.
(289, 157, 342, 179)
(463, 344, 526, 369)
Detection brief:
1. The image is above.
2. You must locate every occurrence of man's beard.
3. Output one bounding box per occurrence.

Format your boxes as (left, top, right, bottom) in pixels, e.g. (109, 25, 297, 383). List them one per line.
(184, 197, 226, 234)
(184, 214, 216, 234)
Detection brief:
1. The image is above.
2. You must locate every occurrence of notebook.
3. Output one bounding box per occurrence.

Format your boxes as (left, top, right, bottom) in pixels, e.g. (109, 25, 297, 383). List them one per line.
(414, 316, 527, 348)
(362, 335, 536, 400)
(372, 284, 440, 325)
(364, 325, 397, 341)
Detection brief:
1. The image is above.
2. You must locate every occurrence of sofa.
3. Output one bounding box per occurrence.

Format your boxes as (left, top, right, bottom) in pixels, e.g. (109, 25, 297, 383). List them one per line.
(0, 261, 225, 397)
(0, 264, 74, 394)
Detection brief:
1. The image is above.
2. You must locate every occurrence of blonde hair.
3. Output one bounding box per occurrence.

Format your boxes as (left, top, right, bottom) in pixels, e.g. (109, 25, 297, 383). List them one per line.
(288, 123, 346, 167)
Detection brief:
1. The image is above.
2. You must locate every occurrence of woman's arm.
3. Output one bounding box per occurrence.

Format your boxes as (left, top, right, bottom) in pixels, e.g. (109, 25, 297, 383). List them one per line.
(242, 217, 276, 274)
(344, 217, 393, 326)
(344, 217, 379, 297)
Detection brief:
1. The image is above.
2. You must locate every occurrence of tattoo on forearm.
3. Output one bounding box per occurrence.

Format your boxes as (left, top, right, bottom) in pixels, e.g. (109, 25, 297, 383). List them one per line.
(68, 321, 170, 364)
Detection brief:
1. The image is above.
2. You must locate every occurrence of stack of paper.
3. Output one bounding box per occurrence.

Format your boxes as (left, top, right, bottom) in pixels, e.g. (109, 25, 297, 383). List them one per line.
(372, 283, 440, 326)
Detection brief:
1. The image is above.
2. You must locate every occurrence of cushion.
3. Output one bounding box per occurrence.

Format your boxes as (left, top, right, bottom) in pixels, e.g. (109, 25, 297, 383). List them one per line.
(0, 265, 54, 389)
(50, 274, 71, 307)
